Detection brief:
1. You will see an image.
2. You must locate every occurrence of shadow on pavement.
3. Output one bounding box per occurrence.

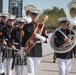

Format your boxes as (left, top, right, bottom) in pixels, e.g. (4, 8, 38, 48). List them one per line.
(42, 70, 76, 74)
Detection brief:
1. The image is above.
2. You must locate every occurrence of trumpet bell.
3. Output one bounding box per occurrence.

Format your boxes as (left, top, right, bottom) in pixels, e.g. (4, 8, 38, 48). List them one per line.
(22, 4, 36, 23)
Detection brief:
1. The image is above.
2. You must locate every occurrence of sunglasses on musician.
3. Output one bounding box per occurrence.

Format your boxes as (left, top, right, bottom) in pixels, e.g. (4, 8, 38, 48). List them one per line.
(17, 21, 25, 24)
(31, 13, 38, 16)
(60, 21, 67, 23)
(1, 16, 7, 18)
(8, 19, 15, 21)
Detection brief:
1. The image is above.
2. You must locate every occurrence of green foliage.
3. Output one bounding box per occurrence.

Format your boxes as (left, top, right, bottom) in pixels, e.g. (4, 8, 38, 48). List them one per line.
(73, 26, 76, 29)
(38, 6, 66, 32)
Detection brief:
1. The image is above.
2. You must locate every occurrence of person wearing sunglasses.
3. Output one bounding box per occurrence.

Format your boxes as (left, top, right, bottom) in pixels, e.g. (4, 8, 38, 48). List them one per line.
(54, 17, 76, 75)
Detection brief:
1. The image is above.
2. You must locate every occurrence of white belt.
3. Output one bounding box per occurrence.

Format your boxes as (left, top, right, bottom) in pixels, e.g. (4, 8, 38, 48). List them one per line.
(36, 41, 41, 43)
(13, 42, 19, 45)
(5, 39, 8, 41)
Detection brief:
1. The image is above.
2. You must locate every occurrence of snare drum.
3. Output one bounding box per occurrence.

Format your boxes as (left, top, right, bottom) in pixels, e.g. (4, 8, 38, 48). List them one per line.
(5, 48, 14, 58)
(14, 52, 24, 65)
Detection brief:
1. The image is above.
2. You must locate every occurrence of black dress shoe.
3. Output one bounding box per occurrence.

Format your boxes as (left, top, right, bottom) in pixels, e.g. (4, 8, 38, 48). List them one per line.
(53, 60, 56, 63)
(1, 73, 5, 75)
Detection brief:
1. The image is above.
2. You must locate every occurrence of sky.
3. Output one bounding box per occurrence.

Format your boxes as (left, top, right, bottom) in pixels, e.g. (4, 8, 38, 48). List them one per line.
(3, 0, 72, 13)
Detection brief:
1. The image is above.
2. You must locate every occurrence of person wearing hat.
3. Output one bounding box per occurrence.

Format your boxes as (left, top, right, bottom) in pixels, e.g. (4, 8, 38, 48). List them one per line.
(11, 17, 26, 75)
(0, 13, 9, 75)
(23, 4, 37, 24)
(54, 17, 76, 75)
(0, 13, 9, 27)
(2, 15, 16, 75)
(22, 7, 49, 75)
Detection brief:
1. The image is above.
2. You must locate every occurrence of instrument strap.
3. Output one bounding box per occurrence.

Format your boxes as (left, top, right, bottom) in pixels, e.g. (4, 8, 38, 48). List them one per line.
(58, 28, 68, 39)
(25, 23, 43, 55)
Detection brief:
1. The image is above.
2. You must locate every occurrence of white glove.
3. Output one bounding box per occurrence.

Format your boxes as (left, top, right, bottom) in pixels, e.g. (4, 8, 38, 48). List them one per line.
(35, 33, 46, 43)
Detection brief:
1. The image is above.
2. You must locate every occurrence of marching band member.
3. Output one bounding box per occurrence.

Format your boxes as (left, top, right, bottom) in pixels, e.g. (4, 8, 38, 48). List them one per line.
(0, 13, 8, 75)
(0, 13, 8, 27)
(2, 15, 16, 75)
(11, 17, 26, 75)
(54, 17, 76, 75)
(22, 7, 49, 75)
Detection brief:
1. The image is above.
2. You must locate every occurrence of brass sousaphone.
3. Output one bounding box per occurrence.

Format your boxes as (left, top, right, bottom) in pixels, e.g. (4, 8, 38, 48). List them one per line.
(22, 4, 36, 23)
(50, 0, 76, 53)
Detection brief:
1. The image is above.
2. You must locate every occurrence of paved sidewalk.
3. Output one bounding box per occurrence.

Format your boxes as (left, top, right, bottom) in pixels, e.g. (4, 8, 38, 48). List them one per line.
(8, 54, 76, 75)
(4, 33, 76, 75)
(37, 54, 76, 75)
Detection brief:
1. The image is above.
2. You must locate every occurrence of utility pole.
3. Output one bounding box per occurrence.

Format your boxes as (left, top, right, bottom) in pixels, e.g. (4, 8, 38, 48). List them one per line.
(9, 0, 23, 17)
(0, 0, 3, 12)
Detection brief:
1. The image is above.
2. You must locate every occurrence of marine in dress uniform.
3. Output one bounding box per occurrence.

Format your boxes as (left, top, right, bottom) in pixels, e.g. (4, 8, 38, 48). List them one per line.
(0, 13, 9, 75)
(2, 15, 16, 75)
(22, 7, 49, 75)
(11, 17, 26, 75)
(54, 17, 76, 75)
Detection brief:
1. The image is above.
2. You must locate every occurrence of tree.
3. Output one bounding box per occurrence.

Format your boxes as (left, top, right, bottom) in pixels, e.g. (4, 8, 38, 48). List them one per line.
(38, 6, 66, 32)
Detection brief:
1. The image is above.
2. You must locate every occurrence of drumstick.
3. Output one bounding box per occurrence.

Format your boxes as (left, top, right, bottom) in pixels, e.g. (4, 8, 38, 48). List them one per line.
(3, 46, 20, 52)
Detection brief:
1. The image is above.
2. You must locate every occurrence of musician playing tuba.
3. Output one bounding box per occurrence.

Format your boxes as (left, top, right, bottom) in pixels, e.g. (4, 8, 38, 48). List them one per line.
(53, 17, 76, 75)
(22, 7, 49, 75)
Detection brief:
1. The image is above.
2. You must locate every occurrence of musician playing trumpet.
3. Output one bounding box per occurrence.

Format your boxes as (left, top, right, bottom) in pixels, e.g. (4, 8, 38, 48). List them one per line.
(54, 17, 76, 75)
(22, 7, 49, 75)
